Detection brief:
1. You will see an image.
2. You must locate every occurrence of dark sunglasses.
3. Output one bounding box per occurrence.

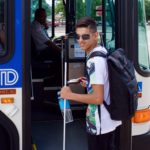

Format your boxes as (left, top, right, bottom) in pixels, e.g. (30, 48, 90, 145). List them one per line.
(76, 34, 91, 40)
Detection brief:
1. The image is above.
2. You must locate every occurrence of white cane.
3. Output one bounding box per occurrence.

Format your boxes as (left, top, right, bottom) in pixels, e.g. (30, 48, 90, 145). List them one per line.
(63, 33, 74, 150)
(63, 61, 67, 150)
(63, 34, 69, 150)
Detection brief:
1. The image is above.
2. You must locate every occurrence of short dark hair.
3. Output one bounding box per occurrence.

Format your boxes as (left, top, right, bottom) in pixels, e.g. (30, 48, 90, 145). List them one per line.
(35, 8, 46, 20)
(75, 16, 97, 32)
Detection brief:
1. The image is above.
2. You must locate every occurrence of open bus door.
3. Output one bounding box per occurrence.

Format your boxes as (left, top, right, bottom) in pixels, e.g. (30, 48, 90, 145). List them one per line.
(30, 0, 87, 150)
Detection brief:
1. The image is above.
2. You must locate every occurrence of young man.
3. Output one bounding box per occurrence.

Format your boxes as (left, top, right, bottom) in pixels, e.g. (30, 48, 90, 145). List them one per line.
(60, 17, 121, 150)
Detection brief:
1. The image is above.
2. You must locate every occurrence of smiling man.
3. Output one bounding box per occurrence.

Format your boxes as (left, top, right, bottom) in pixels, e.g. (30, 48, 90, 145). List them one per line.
(60, 17, 121, 150)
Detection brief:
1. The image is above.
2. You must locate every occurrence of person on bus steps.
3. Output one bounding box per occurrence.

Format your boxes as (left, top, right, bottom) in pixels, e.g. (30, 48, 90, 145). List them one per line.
(31, 8, 62, 84)
(60, 17, 122, 150)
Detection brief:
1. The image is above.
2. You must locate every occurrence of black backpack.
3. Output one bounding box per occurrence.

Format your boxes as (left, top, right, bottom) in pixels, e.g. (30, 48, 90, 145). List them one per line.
(87, 48, 138, 121)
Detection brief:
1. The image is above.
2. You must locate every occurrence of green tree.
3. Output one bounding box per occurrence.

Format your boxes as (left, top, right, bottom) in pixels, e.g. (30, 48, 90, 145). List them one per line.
(42, 0, 52, 16)
(31, 0, 39, 21)
(55, 0, 65, 18)
(76, 0, 102, 20)
(76, 0, 86, 19)
(145, 0, 150, 21)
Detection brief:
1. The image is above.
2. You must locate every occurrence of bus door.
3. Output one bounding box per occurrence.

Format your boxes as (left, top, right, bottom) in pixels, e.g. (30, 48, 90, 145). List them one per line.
(30, 0, 87, 150)
(132, 0, 150, 150)
(103, 0, 150, 150)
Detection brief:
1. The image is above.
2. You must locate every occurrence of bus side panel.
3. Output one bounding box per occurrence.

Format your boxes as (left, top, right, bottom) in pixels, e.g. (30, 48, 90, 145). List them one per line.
(0, 0, 23, 149)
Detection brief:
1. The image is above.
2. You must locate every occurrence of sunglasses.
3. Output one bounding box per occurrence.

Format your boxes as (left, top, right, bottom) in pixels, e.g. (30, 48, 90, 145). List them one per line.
(76, 34, 91, 40)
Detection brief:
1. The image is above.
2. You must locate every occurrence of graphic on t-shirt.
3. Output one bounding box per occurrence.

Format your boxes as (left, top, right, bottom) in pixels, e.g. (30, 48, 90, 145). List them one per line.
(89, 62, 95, 75)
(86, 62, 95, 91)
(86, 104, 97, 135)
(86, 61, 99, 135)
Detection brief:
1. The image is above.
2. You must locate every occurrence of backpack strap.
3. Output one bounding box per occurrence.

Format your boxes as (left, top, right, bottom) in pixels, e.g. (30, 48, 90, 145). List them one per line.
(88, 52, 111, 113)
(97, 105, 101, 134)
(87, 51, 107, 60)
(86, 51, 107, 82)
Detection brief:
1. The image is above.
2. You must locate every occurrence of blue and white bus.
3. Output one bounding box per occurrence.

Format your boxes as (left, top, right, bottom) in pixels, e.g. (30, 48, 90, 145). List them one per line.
(0, 0, 150, 150)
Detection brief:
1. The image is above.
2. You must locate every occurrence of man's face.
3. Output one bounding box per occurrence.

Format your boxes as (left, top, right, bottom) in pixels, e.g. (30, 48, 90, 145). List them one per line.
(38, 11, 47, 25)
(76, 27, 98, 54)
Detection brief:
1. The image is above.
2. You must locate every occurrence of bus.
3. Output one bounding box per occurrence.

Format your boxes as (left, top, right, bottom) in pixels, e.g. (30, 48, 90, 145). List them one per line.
(0, 0, 150, 150)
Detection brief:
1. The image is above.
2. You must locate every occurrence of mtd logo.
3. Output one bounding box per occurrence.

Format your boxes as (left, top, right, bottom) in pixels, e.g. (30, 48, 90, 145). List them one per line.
(0, 69, 19, 86)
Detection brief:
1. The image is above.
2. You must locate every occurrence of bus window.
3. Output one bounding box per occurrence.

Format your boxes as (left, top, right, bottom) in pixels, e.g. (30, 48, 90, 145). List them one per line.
(105, 0, 115, 50)
(75, 0, 102, 40)
(0, 0, 6, 57)
(76, 0, 86, 19)
(76, 0, 101, 21)
(0, 0, 14, 63)
(138, 0, 150, 72)
(42, 0, 53, 37)
(55, 0, 66, 37)
(40, 0, 67, 38)
(31, 0, 53, 37)
(31, 0, 39, 21)
(75, 0, 115, 49)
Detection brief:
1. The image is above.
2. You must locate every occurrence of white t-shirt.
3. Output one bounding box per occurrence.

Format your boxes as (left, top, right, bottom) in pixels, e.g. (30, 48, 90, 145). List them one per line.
(31, 20, 50, 51)
(86, 46, 121, 135)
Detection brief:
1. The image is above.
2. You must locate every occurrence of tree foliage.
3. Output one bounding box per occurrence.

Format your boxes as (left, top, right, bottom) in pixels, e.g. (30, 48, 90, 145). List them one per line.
(145, 0, 150, 20)
(55, 0, 102, 20)
(42, 1, 52, 16)
(76, 0, 102, 20)
(55, 0, 65, 16)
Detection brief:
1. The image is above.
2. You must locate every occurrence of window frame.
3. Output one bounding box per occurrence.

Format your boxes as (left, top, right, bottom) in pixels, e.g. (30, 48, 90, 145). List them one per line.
(134, 0, 150, 77)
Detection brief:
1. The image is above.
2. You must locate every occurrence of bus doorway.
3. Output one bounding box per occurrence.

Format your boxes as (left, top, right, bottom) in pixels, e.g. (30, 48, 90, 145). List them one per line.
(29, 0, 87, 150)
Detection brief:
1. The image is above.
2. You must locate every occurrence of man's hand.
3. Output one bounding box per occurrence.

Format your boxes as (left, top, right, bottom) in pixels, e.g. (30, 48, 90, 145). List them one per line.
(60, 86, 72, 100)
(79, 77, 87, 88)
(45, 40, 62, 52)
(44, 22, 49, 29)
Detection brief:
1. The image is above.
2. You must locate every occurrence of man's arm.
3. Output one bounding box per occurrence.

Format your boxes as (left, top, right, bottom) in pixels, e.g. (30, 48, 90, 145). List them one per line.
(60, 84, 104, 105)
(31, 22, 50, 44)
(45, 40, 61, 52)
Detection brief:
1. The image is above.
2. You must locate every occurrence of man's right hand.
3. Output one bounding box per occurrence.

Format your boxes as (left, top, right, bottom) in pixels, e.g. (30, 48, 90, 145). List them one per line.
(79, 77, 87, 88)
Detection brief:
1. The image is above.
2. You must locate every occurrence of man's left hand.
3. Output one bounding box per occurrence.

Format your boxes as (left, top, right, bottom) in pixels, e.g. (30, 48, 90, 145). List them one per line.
(60, 86, 72, 99)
